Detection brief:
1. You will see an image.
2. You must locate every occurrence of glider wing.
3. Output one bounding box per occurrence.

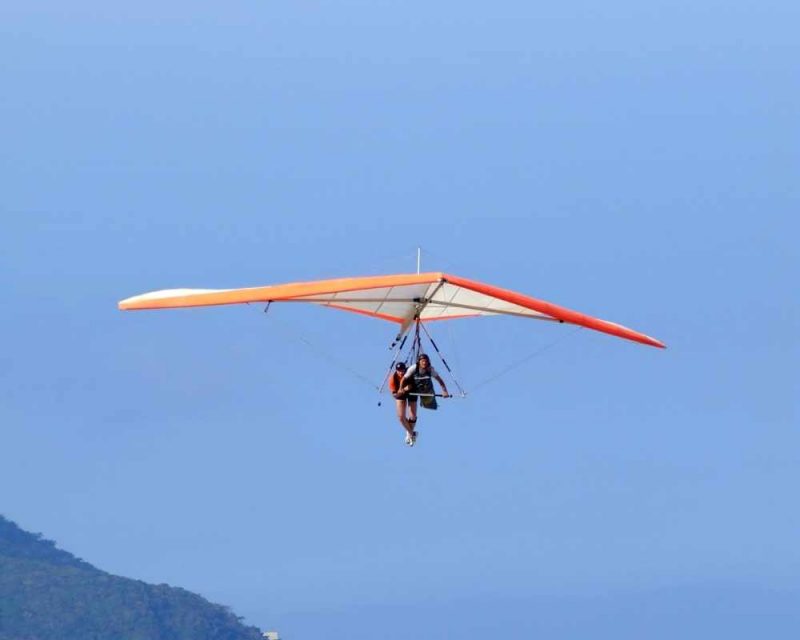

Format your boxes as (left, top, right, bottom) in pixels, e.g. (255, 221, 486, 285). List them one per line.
(119, 272, 665, 348)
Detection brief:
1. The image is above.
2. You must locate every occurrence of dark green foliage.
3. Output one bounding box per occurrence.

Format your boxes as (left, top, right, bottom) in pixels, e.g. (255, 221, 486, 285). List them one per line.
(0, 515, 264, 640)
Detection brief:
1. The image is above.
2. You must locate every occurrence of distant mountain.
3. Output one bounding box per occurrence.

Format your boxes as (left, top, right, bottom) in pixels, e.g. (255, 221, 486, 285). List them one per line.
(0, 515, 264, 640)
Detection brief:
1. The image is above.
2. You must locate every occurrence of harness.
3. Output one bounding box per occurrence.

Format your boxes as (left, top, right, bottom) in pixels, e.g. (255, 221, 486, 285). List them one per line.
(412, 365, 434, 394)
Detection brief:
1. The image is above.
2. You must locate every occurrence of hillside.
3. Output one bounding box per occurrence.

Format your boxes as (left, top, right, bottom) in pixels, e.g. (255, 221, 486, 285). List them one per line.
(0, 515, 264, 640)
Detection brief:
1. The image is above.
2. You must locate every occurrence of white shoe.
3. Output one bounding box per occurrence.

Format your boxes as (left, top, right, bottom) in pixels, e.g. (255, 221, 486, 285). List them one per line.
(405, 432, 413, 446)
(410, 430, 418, 446)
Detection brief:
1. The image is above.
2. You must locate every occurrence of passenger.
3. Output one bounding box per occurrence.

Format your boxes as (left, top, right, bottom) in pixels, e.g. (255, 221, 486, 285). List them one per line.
(389, 361, 417, 446)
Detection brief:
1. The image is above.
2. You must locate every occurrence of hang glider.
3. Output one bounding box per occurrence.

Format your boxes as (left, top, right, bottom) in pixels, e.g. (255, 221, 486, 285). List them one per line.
(118, 272, 665, 349)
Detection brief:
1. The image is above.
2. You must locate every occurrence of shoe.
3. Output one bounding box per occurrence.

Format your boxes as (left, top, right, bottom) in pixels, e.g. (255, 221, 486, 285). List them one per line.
(410, 430, 418, 446)
(405, 432, 413, 446)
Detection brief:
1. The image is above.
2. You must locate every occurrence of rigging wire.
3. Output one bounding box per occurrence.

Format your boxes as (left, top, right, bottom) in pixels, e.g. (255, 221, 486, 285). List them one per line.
(248, 249, 585, 400)
(416, 247, 468, 275)
(445, 320, 465, 389)
(330, 250, 421, 279)
(253, 303, 380, 391)
(376, 333, 410, 395)
(418, 321, 468, 397)
(469, 325, 584, 393)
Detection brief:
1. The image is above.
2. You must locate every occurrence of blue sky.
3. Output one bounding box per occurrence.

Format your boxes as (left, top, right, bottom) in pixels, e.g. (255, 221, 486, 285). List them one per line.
(1, 1, 797, 638)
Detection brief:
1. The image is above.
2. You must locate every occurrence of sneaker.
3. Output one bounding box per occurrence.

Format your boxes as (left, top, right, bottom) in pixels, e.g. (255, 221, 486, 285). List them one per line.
(404, 432, 413, 446)
(410, 430, 418, 446)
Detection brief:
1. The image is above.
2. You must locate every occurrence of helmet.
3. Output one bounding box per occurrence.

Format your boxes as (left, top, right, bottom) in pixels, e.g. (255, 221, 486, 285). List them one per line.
(417, 353, 430, 363)
(395, 362, 407, 371)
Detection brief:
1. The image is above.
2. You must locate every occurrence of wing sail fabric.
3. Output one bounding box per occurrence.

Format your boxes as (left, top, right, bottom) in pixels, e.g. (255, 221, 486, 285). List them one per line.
(119, 272, 665, 348)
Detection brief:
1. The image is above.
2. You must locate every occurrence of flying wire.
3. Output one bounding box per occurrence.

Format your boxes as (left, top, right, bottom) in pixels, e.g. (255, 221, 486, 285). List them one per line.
(252, 303, 380, 391)
(469, 325, 584, 393)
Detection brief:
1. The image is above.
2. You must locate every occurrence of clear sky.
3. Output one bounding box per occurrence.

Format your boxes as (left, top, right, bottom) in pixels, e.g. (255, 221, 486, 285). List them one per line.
(1, 1, 797, 638)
